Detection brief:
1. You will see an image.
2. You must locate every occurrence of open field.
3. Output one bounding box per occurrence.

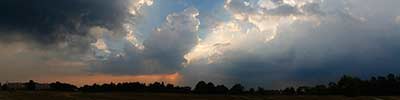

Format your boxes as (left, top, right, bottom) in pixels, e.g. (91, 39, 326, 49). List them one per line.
(0, 91, 399, 100)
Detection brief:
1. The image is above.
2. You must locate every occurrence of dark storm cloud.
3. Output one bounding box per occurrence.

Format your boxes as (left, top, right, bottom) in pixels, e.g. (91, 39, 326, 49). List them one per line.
(0, 0, 130, 43)
(286, 21, 400, 84)
(182, 22, 400, 88)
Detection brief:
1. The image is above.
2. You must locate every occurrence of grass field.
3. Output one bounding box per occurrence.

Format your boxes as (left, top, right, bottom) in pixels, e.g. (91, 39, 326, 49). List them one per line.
(0, 91, 399, 100)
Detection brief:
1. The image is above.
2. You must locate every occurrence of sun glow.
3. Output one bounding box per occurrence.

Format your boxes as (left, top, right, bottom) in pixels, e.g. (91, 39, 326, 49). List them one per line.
(36, 72, 182, 86)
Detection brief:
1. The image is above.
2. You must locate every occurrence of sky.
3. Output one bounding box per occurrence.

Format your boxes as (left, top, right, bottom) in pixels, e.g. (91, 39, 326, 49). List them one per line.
(0, 0, 400, 89)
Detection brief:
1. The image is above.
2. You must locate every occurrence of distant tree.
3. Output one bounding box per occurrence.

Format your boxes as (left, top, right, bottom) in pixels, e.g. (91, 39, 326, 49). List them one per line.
(148, 82, 166, 92)
(337, 75, 362, 96)
(215, 85, 229, 94)
(256, 87, 265, 94)
(296, 86, 310, 95)
(385, 74, 398, 95)
(292, 74, 400, 96)
(49, 81, 78, 91)
(315, 85, 329, 95)
(165, 83, 174, 92)
(282, 87, 296, 95)
(79, 81, 190, 93)
(248, 88, 255, 94)
(173, 86, 191, 93)
(193, 81, 225, 94)
(25, 80, 37, 90)
(229, 84, 244, 94)
(206, 82, 216, 93)
(1, 84, 8, 90)
(193, 81, 208, 94)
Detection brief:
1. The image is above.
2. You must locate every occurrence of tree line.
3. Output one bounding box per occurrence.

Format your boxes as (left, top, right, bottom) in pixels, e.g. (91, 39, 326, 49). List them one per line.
(1, 74, 400, 96)
(284, 73, 400, 96)
(1, 80, 78, 91)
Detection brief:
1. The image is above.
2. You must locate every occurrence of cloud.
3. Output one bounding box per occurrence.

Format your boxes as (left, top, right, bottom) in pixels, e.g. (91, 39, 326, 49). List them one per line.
(180, 0, 400, 88)
(0, 0, 153, 81)
(0, 39, 89, 82)
(185, 0, 321, 65)
(89, 7, 200, 75)
(0, 0, 153, 44)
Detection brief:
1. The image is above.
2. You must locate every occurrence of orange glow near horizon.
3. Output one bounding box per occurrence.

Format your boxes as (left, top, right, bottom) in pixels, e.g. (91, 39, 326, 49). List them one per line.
(35, 72, 182, 86)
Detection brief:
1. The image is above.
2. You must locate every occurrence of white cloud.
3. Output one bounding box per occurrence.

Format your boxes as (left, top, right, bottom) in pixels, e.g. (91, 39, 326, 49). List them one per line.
(184, 0, 321, 65)
(129, 0, 154, 15)
(124, 23, 145, 50)
(89, 0, 153, 61)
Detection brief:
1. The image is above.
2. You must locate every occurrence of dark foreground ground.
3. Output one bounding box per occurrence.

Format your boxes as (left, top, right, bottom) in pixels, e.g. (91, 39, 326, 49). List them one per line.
(0, 91, 399, 100)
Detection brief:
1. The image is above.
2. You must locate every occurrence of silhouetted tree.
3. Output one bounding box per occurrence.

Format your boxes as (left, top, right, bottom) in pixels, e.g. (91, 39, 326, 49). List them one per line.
(314, 85, 330, 95)
(1, 84, 7, 90)
(229, 84, 244, 94)
(296, 86, 310, 95)
(282, 87, 296, 95)
(79, 81, 190, 93)
(193, 81, 208, 94)
(49, 81, 78, 91)
(215, 85, 229, 94)
(248, 88, 255, 94)
(206, 82, 216, 93)
(337, 75, 362, 96)
(256, 87, 265, 94)
(165, 83, 174, 92)
(148, 82, 166, 92)
(291, 73, 400, 96)
(25, 80, 37, 90)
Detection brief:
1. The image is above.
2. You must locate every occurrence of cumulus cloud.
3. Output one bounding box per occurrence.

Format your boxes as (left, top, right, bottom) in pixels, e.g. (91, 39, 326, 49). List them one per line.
(90, 7, 200, 75)
(180, 0, 400, 88)
(185, 0, 321, 65)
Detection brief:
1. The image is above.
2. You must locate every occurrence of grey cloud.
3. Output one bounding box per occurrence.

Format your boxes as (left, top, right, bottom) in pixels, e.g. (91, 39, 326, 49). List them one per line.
(90, 8, 200, 75)
(225, 0, 257, 14)
(0, 38, 89, 82)
(225, 0, 324, 17)
(265, 1, 324, 16)
(265, 4, 300, 16)
(0, 0, 132, 44)
(181, 0, 400, 89)
(0, 0, 145, 81)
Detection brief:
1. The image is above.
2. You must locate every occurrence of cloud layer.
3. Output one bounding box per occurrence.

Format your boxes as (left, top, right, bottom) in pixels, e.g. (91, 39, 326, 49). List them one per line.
(0, 0, 399, 88)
